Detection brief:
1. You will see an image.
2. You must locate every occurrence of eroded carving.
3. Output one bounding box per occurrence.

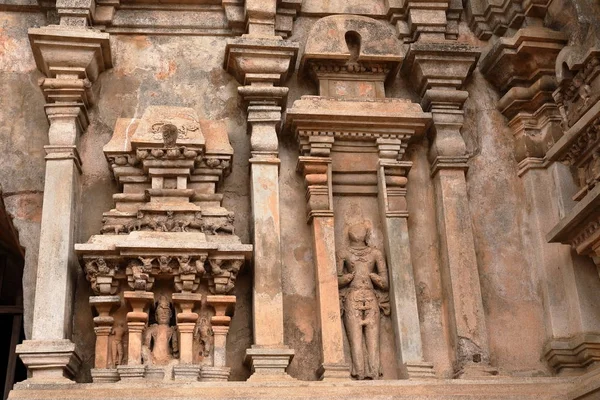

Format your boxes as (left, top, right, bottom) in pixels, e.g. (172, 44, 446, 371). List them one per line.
(337, 221, 390, 380)
(143, 296, 179, 365)
(84, 257, 119, 295)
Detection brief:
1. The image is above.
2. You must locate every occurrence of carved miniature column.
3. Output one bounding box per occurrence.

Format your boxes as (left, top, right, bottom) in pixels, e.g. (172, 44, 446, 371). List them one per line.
(376, 139, 435, 379)
(224, 24, 299, 380)
(297, 152, 350, 381)
(89, 295, 121, 382)
(172, 292, 203, 380)
(402, 43, 496, 378)
(16, 6, 112, 380)
(202, 295, 236, 381)
(118, 291, 154, 379)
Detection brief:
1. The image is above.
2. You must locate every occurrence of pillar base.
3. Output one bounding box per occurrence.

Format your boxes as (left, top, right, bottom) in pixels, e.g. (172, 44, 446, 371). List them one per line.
(117, 365, 146, 380)
(405, 361, 436, 379)
(318, 363, 350, 381)
(91, 368, 119, 383)
(174, 364, 201, 381)
(200, 366, 231, 381)
(245, 346, 295, 381)
(16, 339, 81, 383)
(455, 363, 499, 379)
(145, 366, 166, 380)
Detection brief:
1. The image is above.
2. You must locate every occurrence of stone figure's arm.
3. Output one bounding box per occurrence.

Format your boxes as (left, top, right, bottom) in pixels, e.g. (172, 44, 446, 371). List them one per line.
(143, 326, 153, 347)
(336, 251, 354, 287)
(370, 250, 389, 290)
(171, 327, 179, 354)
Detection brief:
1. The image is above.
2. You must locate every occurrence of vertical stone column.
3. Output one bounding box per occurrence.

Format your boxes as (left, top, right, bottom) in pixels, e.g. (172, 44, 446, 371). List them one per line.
(16, 105, 87, 382)
(224, 35, 298, 381)
(376, 139, 435, 379)
(118, 291, 153, 380)
(16, 2, 112, 382)
(89, 296, 121, 383)
(428, 100, 496, 378)
(298, 151, 350, 381)
(172, 293, 203, 380)
(202, 295, 236, 381)
(402, 43, 495, 378)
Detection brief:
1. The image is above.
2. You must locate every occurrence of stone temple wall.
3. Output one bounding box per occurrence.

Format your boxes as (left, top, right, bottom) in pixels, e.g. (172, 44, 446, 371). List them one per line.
(1, 0, 600, 398)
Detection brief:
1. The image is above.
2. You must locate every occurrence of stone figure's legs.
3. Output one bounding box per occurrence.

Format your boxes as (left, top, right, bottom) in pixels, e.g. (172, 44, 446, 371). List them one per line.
(364, 300, 380, 379)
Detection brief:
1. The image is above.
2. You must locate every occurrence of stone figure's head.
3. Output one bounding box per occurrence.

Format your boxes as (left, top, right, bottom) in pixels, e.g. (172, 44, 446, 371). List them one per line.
(347, 222, 371, 246)
(162, 124, 179, 148)
(155, 296, 172, 325)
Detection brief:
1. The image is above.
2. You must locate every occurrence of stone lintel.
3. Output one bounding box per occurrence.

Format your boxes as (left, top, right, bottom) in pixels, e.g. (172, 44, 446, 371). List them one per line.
(223, 37, 299, 86)
(401, 42, 480, 97)
(29, 26, 112, 81)
(479, 27, 567, 93)
(286, 96, 432, 141)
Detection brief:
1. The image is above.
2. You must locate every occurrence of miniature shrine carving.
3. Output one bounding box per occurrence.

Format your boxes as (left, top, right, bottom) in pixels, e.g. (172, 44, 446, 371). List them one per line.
(337, 220, 390, 380)
(75, 106, 252, 382)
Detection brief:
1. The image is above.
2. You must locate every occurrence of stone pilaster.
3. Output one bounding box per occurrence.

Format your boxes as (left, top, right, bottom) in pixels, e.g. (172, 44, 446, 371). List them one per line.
(201, 295, 236, 381)
(117, 291, 153, 380)
(224, 33, 298, 381)
(376, 139, 435, 379)
(173, 293, 203, 381)
(297, 152, 350, 381)
(16, 1, 112, 382)
(402, 42, 496, 378)
(89, 295, 121, 383)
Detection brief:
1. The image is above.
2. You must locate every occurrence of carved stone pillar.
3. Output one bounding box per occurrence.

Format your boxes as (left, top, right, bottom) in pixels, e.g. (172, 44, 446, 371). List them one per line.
(118, 291, 154, 379)
(172, 293, 203, 380)
(402, 42, 496, 378)
(297, 154, 350, 381)
(15, 2, 112, 382)
(202, 295, 236, 381)
(224, 32, 298, 381)
(478, 28, 600, 376)
(376, 140, 435, 379)
(89, 295, 121, 383)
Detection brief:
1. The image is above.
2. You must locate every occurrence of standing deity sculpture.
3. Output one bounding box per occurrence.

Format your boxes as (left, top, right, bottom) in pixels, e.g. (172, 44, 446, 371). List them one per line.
(194, 316, 213, 360)
(337, 221, 390, 380)
(142, 296, 179, 365)
(110, 322, 126, 367)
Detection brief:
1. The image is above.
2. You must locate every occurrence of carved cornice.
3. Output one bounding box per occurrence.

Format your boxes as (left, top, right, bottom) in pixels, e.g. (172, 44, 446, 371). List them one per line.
(29, 26, 112, 81)
(387, 0, 451, 42)
(464, 0, 525, 40)
(544, 333, 600, 374)
(401, 42, 480, 98)
(223, 37, 299, 85)
(547, 183, 600, 261)
(480, 27, 567, 94)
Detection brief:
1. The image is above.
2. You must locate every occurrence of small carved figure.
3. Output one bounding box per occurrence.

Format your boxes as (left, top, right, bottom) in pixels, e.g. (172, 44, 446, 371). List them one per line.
(194, 316, 213, 358)
(143, 296, 178, 365)
(110, 322, 126, 367)
(195, 258, 206, 275)
(178, 255, 195, 274)
(138, 257, 155, 273)
(84, 260, 99, 294)
(129, 259, 152, 291)
(574, 76, 592, 111)
(158, 256, 172, 273)
(337, 221, 389, 380)
(160, 211, 177, 232)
